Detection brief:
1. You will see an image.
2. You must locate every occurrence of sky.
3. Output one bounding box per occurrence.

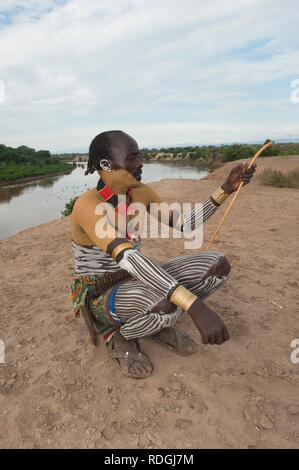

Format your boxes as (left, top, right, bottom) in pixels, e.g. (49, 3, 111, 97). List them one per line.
(0, 0, 299, 152)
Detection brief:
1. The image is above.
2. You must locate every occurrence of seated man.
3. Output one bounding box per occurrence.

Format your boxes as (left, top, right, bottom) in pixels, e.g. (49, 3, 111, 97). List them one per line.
(71, 130, 256, 379)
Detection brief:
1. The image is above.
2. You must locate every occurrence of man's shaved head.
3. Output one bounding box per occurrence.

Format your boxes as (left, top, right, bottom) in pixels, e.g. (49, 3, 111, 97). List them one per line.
(86, 130, 142, 180)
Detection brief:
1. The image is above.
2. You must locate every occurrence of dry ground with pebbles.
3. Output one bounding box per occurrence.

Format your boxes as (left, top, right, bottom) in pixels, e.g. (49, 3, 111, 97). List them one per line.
(1, 156, 299, 448)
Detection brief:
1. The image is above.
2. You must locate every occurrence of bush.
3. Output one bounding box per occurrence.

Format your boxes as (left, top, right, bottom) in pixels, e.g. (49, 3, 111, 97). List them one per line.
(221, 144, 255, 162)
(61, 196, 79, 217)
(260, 168, 299, 188)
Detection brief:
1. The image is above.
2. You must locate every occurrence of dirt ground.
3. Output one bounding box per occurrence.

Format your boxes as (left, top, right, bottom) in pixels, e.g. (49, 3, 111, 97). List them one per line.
(1, 156, 299, 449)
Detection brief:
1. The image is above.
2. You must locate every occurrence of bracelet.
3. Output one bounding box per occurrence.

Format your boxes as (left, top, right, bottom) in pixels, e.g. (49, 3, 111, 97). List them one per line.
(169, 285, 197, 311)
(111, 242, 134, 260)
(210, 186, 229, 206)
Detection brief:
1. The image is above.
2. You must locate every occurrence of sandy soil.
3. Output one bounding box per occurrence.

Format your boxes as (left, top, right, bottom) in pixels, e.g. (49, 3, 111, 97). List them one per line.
(1, 156, 299, 449)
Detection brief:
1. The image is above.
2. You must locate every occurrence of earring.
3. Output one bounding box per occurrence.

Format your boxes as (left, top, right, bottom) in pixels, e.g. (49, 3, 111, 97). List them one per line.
(99, 159, 112, 171)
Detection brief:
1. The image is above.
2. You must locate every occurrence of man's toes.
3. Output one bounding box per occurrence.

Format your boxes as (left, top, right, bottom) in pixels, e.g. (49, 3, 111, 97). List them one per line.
(140, 358, 152, 375)
(184, 339, 198, 354)
(129, 362, 142, 377)
(187, 343, 197, 353)
(129, 359, 152, 378)
(144, 362, 153, 374)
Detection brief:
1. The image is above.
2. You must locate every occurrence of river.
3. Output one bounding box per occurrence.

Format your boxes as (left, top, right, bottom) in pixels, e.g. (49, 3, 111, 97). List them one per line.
(0, 161, 208, 240)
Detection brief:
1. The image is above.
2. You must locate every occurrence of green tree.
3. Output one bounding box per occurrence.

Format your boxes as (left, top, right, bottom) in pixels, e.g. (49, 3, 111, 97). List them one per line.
(222, 144, 255, 162)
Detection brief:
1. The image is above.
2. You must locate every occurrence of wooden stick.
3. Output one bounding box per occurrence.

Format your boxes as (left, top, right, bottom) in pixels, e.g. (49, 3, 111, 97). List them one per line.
(204, 140, 273, 252)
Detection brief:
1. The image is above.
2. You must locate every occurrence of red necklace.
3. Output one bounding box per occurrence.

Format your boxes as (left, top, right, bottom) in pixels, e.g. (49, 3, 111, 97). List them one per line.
(97, 178, 135, 239)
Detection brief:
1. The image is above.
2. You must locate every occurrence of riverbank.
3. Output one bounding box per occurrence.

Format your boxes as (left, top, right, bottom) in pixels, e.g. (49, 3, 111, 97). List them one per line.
(0, 167, 74, 188)
(0, 155, 299, 448)
(145, 158, 222, 170)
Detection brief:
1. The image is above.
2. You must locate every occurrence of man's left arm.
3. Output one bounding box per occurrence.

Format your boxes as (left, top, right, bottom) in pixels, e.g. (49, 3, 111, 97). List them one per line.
(169, 163, 257, 233)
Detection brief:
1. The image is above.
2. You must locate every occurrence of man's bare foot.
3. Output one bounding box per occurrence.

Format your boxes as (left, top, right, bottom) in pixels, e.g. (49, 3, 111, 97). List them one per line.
(151, 326, 198, 356)
(106, 330, 153, 379)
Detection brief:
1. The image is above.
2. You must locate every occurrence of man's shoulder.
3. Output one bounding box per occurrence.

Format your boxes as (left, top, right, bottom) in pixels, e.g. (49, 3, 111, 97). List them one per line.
(131, 182, 162, 203)
(76, 187, 99, 203)
(72, 188, 100, 215)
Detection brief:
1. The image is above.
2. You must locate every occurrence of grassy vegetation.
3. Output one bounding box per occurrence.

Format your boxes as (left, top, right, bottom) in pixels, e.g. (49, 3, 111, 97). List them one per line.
(260, 168, 299, 189)
(61, 196, 79, 217)
(0, 144, 74, 181)
(0, 162, 73, 181)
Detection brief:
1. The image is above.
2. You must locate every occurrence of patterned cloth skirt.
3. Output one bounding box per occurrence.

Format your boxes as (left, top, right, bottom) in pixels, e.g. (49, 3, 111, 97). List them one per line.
(70, 270, 131, 340)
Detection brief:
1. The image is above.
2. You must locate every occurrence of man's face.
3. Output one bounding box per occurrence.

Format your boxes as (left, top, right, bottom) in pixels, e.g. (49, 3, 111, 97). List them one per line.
(109, 134, 143, 181)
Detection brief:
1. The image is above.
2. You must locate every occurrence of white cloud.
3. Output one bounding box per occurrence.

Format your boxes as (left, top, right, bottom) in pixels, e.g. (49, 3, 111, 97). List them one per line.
(0, 0, 298, 151)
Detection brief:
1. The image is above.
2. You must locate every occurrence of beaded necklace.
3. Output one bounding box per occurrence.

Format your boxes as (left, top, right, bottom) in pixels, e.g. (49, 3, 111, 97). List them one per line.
(96, 178, 135, 240)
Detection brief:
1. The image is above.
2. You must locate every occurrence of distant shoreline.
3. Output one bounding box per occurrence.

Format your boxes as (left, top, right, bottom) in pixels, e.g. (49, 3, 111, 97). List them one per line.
(70, 157, 221, 171)
(148, 158, 220, 170)
(0, 168, 74, 188)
